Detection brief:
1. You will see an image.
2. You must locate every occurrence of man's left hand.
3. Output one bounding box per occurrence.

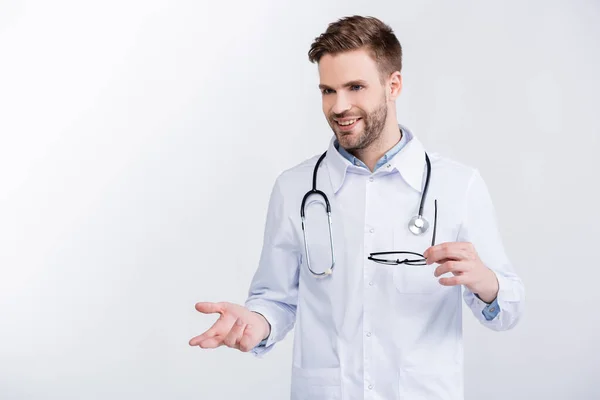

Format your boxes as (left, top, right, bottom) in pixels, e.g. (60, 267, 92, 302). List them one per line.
(423, 242, 499, 303)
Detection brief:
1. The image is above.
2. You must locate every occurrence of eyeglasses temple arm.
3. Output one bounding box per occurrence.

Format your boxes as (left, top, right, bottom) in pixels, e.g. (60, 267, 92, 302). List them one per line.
(431, 199, 438, 247)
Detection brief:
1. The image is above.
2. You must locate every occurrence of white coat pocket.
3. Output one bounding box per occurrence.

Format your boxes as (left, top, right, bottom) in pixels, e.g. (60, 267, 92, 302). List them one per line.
(392, 226, 440, 294)
(291, 366, 341, 400)
(392, 263, 440, 294)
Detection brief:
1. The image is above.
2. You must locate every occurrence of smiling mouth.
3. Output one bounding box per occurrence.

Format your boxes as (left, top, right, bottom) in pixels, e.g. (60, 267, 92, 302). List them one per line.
(335, 117, 362, 130)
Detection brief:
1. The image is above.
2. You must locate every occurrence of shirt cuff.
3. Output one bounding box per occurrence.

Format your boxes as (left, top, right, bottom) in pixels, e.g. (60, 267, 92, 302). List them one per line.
(473, 269, 516, 321)
(481, 296, 500, 321)
(246, 304, 277, 357)
(251, 311, 271, 346)
(470, 291, 500, 321)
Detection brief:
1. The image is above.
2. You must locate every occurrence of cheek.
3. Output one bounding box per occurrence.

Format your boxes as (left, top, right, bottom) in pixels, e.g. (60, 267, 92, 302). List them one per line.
(322, 98, 332, 116)
(353, 97, 374, 115)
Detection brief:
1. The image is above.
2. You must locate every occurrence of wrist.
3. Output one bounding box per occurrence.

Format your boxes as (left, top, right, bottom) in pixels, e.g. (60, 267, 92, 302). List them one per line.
(251, 311, 271, 340)
(474, 268, 499, 303)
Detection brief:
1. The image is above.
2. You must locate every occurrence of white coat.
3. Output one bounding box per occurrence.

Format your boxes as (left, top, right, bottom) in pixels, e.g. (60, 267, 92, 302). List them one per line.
(245, 125, 524, 400)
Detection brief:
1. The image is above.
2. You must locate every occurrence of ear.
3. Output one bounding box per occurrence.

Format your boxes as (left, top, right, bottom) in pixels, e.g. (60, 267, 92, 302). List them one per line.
(388, 71, 403, 101)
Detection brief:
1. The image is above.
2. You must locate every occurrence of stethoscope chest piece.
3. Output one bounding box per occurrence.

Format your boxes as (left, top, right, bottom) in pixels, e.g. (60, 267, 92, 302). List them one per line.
(408, 215, 429, 235)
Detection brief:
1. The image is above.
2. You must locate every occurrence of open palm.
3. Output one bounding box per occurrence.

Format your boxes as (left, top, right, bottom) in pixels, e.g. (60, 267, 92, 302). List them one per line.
(189, 302, 270, 352)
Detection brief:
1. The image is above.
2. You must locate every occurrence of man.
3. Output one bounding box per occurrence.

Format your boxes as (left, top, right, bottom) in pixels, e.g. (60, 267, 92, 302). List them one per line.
(189, 15, 524, 400)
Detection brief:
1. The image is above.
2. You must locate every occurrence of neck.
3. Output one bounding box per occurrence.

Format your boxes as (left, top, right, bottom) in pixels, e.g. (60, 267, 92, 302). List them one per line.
(353, 117, 402, 172)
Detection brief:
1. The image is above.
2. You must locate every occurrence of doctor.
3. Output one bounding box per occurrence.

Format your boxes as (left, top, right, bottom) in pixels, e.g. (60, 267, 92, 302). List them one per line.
(189, 15, 524, 400)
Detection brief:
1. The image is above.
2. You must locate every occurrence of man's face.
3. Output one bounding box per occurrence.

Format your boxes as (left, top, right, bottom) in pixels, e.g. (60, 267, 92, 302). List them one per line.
(318, 48, 389, 152)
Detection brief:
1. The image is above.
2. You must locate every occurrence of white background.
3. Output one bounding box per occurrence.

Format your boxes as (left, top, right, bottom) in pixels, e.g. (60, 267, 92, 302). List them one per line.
(1, 0, 599, 399)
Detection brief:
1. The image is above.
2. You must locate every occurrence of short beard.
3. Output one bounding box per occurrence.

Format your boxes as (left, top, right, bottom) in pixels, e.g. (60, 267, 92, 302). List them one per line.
(334, 96, 388, 153)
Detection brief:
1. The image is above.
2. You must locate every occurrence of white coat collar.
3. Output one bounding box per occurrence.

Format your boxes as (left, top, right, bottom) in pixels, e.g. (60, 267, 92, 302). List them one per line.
(325, 124, 428, 194)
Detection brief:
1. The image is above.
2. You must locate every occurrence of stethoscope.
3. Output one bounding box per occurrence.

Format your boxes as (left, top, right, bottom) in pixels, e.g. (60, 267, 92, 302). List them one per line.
(300, 150, 432, 277)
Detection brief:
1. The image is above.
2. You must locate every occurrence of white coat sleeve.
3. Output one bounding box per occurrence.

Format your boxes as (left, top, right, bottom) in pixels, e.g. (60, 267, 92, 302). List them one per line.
(245, 177, 300, 357)
(459, 169, 525, 331)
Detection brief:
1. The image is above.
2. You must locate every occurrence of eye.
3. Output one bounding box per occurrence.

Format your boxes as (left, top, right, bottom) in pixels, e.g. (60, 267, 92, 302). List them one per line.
(350, 85, 363, 91)
(321, 88, 334, 95)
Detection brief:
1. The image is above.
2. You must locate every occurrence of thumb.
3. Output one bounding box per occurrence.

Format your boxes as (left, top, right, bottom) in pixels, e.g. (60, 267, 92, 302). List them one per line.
(195, 302, 222, 314)
(239, 325, 261, 353)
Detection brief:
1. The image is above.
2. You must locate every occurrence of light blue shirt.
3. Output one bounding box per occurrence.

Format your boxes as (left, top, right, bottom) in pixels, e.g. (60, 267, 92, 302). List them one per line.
(334, 127, 500, 320)
(334, 127, 409, 171)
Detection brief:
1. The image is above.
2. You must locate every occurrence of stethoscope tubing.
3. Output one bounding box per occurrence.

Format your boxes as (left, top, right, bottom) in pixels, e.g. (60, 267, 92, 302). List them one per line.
(300, 150, 431, 277)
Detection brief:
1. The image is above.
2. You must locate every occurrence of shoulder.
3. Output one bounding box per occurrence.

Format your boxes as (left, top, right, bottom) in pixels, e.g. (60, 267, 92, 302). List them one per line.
(271, 152, 325, 195)
(427, 151, 479, 188)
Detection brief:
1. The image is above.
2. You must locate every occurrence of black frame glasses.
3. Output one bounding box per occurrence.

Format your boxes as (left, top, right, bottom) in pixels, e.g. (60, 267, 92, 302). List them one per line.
(367, 199, 438, 266)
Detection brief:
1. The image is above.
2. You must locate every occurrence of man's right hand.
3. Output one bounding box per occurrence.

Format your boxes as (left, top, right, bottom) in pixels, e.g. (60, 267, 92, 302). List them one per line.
(188, 302, 271, 352)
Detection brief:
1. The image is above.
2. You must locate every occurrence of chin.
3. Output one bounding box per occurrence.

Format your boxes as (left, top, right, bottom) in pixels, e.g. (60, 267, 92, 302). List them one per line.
(336, 135, 358, 151)
(338, 128, 362, 142)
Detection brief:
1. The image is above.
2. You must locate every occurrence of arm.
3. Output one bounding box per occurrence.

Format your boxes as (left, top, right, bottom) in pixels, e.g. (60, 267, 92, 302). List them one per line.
(457, 169, 525, 331)
(425, 169, 524, 331)
(245, 177, 301, 356)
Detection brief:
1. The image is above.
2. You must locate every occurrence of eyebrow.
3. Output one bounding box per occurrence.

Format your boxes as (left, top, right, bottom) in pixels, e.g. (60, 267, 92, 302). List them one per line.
(318, 80, 368, 90)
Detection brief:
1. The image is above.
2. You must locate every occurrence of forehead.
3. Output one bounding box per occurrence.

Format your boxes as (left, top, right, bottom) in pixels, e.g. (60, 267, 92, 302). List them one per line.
(318, 48, 381, 87)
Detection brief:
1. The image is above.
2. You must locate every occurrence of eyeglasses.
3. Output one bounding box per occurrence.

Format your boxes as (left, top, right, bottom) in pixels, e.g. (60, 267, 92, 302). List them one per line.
(367, 199, 438, 266)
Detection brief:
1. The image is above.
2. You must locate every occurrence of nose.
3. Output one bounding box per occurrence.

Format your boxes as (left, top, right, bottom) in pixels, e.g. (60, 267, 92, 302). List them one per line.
(331, 93, 351, 115)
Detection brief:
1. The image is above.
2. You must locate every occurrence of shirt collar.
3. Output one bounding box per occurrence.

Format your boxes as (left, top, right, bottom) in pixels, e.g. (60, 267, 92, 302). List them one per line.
(335, 127, 408, 170)
(325, 124, 427, 194)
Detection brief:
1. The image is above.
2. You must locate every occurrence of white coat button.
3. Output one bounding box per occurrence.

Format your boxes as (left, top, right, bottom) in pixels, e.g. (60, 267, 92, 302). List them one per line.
(369, 177, 374, 182)
(368, 385, 373, 390)
(369, 281, 374, 286)
(366, 332, 371, 337)
(369, 228, 374, 233)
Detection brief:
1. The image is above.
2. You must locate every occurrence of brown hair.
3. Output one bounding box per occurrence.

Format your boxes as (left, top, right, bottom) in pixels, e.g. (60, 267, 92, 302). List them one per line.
(308, 15, 403, 80)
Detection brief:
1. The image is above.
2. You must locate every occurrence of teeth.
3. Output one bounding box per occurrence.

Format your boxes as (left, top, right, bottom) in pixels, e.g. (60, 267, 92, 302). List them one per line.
(338, 119, 357, 126)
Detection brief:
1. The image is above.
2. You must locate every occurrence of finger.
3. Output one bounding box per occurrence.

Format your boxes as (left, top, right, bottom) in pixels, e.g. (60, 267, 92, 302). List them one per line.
(189, 317, 231, 346)
(438, 274, 469, 286)
(195, 302, 223, 315)
(424, 242, 470, 265)
(434, 261, 471, 278)
(435, 258, 458, 266)
(223, 318, 246, 349)
(426, 242, 473, 256)
(198, 336, 224, 349)
(189, 326, 219, 346)
(239, 325, 258, 353)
